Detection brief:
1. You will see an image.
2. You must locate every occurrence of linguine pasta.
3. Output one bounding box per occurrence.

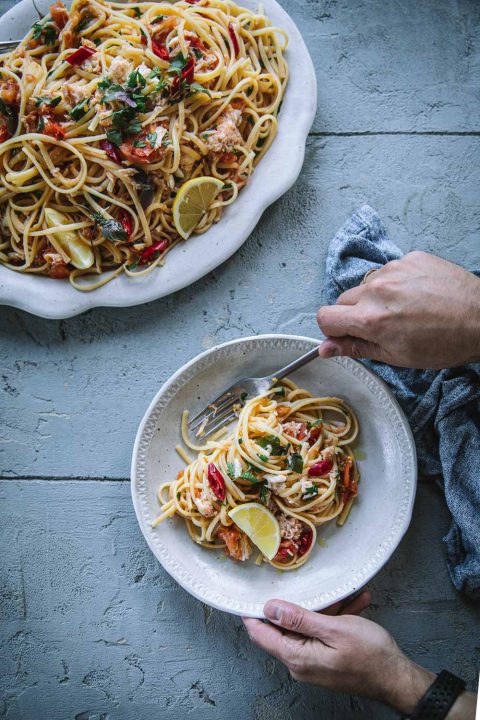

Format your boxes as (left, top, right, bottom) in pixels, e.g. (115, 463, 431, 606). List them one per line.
(0, 0, 288, 290)
(153, 379, 360, 570)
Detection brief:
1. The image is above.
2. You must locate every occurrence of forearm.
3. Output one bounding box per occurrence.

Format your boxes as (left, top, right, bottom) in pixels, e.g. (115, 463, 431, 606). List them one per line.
(446, 690, 477, 719)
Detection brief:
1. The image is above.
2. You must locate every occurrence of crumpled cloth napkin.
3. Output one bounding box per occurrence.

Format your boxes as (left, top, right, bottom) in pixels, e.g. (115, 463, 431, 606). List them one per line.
(324, 205, 480, 598)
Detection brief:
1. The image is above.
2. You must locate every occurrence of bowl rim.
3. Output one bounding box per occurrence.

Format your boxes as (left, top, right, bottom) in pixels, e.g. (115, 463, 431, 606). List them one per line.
(0, 0, 317, 318)
(131, 333, 418, 617)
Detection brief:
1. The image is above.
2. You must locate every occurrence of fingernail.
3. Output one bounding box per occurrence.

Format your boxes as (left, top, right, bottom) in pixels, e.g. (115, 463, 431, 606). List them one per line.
(264, 601, 281, 621)
(320, 342, 340, 359)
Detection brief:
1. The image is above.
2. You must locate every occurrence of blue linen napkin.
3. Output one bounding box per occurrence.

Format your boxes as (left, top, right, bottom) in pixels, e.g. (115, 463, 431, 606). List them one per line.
(324, 205, 480, 598)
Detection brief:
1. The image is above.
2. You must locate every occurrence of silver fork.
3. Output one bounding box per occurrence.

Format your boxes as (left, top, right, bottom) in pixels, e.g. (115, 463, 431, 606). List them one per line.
(0, 40, 21, 52)
(188, 345, 321, 439)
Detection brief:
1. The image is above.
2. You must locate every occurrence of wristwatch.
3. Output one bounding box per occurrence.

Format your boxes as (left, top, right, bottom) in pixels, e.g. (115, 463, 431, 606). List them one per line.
(400, 670, 466, 720)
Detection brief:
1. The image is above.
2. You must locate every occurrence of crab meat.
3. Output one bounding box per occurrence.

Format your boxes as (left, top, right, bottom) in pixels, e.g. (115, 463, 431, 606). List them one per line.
(194, 486, 217, 517)
(264, 474, 286, 495)
(204, 108, 243, 154)
(278, 514, 303, 541)
(216, 525, 251, 561)
(108, 56, 132, 84)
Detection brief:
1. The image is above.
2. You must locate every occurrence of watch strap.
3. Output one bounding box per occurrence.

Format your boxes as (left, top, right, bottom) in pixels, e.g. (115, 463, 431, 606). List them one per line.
(400, 670, 466, 720)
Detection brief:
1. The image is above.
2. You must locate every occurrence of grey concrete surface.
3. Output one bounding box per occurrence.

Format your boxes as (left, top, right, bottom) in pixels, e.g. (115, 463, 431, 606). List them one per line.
(1, 0, 479, 718)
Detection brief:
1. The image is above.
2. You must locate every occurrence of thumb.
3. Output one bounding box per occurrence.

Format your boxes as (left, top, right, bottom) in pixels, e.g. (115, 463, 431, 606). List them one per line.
(319, 336, 386, 362)
(264, 599, 339, 643)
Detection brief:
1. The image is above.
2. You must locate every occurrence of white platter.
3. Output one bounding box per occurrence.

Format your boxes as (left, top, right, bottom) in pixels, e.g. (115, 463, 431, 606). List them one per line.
(0, 0, 316, 318)
(131, 334, 417, 617)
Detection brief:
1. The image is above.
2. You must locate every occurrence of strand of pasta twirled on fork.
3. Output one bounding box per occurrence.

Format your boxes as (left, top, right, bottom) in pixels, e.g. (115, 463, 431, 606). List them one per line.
(0, 0, 288, 289)
(153, 379, 360, 570)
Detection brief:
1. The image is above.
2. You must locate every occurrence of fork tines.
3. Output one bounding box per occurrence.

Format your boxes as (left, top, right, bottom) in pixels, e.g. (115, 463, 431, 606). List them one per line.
(188, 390, 241, 439)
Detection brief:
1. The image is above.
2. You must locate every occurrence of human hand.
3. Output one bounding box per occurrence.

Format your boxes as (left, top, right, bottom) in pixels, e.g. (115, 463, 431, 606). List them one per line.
(243, 592, 435, 714)
(317, 252, 480, 369)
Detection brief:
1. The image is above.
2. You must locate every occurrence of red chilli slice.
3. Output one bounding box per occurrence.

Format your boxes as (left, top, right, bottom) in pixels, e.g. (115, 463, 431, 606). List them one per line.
(308, 458, 333, 477)
(118, 209, 133, 240)
(228, 22, 240, 56)
(297, 527, 314, 556)
(152, 40, 169, 61)
(66, 45, 96, 66)
(139, 239, 169, 264)
(100, 139, 122, 165)
(207, 463, 226, 502)
(182, 55, 195, 84)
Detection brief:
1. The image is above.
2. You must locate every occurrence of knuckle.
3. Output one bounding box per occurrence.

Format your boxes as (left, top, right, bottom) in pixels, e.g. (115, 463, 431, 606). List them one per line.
(405, 250, 428, 262)
(316, 306, 329, 328)
(349, 342, 366, 359)
(384, 258, 402, 272)
(285, 610, 306, 633)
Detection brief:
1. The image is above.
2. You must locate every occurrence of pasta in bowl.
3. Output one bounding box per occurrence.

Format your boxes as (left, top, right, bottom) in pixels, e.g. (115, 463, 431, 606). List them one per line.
(131, 335, 417, 616)
(154, 380, 360, 571)
(0, 0, 289, 292)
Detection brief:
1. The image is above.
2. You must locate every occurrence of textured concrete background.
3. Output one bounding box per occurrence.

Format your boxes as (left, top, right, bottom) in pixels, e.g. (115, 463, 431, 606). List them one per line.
(1, 0, 480, 718)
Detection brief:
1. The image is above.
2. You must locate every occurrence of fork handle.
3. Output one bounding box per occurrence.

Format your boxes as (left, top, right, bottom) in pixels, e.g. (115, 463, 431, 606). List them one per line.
(271, 345, 320, 382)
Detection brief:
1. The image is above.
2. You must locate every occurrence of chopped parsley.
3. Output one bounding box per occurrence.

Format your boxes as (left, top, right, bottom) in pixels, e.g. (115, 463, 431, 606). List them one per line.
(133, 139, 147, 147)
(76, 13, 93, 33)
(151, 14, 165, 24)
(147, 131, 157, 148)
(91, 211, 127, 242)
(193, 47, 203, 59)
(240, 469, 258, 482)
(32, 18, 57, 45)
(273, 386, 286, 397)
(259, 482, 268, 503)
(37, 115, 46, 132)
(304, 485, 318, 497)
(257, 435, 288, 456)
(288, 453, 304, 474)
(176, 491, 181, 500)
(126, 257, 140, 271)
(189, 82, 212, 97)
(257, 454, 269, 463)
(167, 53, 188, 77)
(98, 71, 156, 145)
(69, 98, 90, 121)
(310, 419, 323, 428)
(226, 462, 235, 479)
(35, 95, 61, 108)
(132, 6, 142, 18)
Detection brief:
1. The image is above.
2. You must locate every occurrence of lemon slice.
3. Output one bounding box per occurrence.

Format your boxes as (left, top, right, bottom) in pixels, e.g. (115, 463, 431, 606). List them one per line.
(44, 208, 94, 270)
(228, 503, 281, 560)
(173, 176, 224, 240)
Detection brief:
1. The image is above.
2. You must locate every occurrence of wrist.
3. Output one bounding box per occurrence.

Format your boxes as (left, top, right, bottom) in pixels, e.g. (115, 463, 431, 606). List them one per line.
(382, 655, 435, 714)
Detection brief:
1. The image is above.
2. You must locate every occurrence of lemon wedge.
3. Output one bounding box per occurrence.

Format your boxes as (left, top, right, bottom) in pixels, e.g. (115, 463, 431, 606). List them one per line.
(228, 503, 281, 560)
(172, 176, 224, 240)
(44, 208, 94, 270)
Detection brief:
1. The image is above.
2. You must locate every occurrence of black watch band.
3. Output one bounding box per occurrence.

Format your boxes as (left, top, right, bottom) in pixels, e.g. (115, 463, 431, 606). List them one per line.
(400, 670, 466, 720)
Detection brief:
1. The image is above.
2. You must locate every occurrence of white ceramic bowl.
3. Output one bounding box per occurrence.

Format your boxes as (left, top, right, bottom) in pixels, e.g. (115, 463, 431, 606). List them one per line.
(0, 0, 316, 318)
(131, 334, 417, 617)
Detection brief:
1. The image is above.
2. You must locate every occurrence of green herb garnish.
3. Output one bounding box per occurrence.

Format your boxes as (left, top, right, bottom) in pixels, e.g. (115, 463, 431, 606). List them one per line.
(226, 462, 235, 479)
(69, 98, 90, 121)
(288, 453, 304, 474)
(189, 82, 212, 97)
(147, 131, 157, 148)
(257, 435, 288, 456)
(91, 211, 127, 242)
